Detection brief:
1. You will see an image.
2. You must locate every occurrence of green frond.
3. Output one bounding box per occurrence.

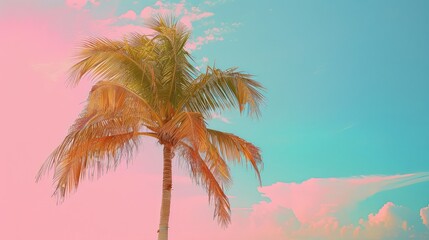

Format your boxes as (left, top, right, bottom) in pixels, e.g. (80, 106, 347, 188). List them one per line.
(207, 129, 263, 185)
(147, 15, 196, 107)
(68, 36, 162, 106)
(178, 143, 231, 227)
(181, 67, 265, 118)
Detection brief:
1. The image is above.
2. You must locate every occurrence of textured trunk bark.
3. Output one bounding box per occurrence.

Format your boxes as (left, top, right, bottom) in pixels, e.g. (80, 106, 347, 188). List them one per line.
(157, 144, 173, 240)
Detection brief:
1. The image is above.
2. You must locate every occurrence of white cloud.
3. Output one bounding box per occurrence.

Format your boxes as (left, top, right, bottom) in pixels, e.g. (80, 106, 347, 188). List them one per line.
(210, 112, 231, 124)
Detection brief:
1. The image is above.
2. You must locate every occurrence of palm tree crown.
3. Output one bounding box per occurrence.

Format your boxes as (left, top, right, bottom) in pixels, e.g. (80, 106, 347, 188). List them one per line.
(37, 16, 264, 239)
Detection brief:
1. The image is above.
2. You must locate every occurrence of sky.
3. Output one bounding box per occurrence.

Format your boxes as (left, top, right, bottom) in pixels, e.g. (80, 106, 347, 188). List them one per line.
(1, 0, 429, 239)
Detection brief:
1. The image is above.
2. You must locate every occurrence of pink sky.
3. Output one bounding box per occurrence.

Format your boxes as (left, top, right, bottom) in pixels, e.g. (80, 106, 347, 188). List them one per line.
(1, 1, 429, 239)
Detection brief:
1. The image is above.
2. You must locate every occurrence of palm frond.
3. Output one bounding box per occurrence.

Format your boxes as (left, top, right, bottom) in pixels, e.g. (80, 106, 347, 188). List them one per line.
(147, 15, 196, 107)
(68, 36, 162, 105)
(207, 129, 263, 185)
(37, 81, 161, 200)
(159, 112, 207, 150)
(178, 143, 231, 227)
(180, 67, 265, 117)
(37, 117, 141, 200)
(204, 143, 232, 188)
(85, 81, 162, 127)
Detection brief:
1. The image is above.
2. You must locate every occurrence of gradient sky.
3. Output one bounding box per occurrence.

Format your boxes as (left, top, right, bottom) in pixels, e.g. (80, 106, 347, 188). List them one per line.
(1, 0, 429, 239)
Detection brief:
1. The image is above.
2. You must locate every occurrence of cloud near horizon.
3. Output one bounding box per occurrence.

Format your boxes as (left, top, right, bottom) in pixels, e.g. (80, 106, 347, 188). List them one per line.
(214, 173, 429, 240)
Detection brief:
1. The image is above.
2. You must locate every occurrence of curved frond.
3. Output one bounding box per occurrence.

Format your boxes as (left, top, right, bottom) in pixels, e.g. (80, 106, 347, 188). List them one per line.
(207, 129, 263, 185)
(37, 117, 142, 200)
(180, 67, 265, 118)
(178, 143, 231, 227)
(204, 143, 232, 188)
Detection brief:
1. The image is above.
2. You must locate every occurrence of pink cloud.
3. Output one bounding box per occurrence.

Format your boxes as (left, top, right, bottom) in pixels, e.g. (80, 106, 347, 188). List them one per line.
(186, 34, 222, 51)
(217, 202, 412, 240)
(138, 2, 213, 30)
(61, 1, 219, 51)
(209, 174, 429, 240)
(89, 0, 100, 6)
(186, 27, 226, 51)
(140, 6, 155, 19)
(180, 11, 214, 29)
(174, 2, 185, 16)
(66, 0, 87, 9)
(421, 205, 429, 227)
(356, 202, 411, 239)
(65, 0, 100, 9)
(258, 173, 429, 224)
(119, 10, 137, 20)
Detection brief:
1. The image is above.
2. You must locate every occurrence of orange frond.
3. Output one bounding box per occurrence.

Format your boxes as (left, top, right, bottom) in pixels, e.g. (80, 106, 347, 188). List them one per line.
(207, 129, 263, 185)
(159, 112, 207, 149)
(178, 143, 231, 227)
(37, 81, 161, 200)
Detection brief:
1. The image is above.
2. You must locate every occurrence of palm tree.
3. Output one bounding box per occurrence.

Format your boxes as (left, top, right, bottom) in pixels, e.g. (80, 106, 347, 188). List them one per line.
(37, 16, 264, 240)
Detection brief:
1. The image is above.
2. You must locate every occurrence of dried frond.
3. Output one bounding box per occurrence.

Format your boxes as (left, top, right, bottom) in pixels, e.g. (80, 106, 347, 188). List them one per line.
(204, 143, 232, 188)
(178, 143, 231, 227)
(85, 81, 162, 127)
(37, 81, 161, 200)
(37, 118, 141, 200)
(181, 67, 265, 118)
(207, 129, 263, 185)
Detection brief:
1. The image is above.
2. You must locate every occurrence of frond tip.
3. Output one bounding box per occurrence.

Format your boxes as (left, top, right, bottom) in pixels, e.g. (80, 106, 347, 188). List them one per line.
(181, 67, 265, 118)
(207, 129, 263, 185)
(178, 143, 231, 227)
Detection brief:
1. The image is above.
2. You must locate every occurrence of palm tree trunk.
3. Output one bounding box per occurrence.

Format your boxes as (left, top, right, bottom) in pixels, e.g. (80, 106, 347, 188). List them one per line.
(157, 144, 173, 240)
